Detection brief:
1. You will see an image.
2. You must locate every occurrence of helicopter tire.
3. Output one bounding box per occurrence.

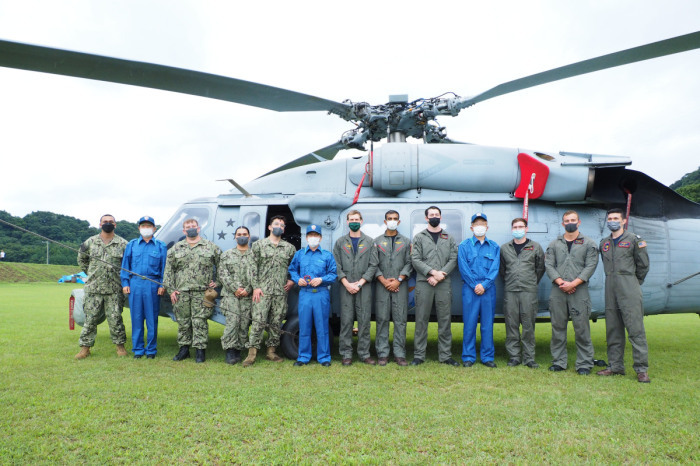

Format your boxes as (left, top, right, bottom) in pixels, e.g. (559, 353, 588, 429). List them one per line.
(280, 315, 335, 361)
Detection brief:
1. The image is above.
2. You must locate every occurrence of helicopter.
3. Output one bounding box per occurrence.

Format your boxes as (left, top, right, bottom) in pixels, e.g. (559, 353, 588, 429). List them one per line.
(2, 31, 699, 359)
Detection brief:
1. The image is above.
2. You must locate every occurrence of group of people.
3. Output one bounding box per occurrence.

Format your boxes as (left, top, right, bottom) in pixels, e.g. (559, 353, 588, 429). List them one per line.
(74, 205, 651, 383)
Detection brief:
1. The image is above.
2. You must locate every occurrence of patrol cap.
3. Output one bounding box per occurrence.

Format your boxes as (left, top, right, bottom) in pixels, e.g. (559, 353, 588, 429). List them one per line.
(138, 216, 156, 226)
(471, 212, 488, 223)
(306, 224, 322, 235)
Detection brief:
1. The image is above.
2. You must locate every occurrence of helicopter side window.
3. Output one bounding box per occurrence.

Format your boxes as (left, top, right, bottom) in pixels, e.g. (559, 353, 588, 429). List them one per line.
(156, 207, 211, 249)
(242, 212, 261, 245)
(410, 209, 464, 243)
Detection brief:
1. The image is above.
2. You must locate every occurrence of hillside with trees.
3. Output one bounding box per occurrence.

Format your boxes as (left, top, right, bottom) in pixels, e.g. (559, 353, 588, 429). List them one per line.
(0, 211, 140, 265)
(670, 166, 700, 203)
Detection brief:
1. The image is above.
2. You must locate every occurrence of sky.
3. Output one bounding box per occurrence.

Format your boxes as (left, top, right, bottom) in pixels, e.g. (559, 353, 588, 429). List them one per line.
(0, 1, 699, 227)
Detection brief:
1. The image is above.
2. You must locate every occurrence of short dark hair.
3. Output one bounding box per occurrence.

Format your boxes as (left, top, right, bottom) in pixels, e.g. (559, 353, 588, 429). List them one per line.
(100, 214, 115, 223)
(269, 215, 286, 226)
(606, 208, 625, 219)
(511, 217, 528, 227)
(385, 210, 400, 220)
(234, 226, 250, 235)
(425, 206, 441, 217)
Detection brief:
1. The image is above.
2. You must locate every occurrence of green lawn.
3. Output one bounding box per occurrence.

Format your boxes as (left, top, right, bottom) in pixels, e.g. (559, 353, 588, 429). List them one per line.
(0, 282, 698, 463)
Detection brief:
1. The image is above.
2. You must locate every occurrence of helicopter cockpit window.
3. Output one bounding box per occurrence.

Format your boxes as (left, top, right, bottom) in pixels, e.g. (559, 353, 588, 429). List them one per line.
(242, 212, 261, 245)
(156, 207, 211, 249)
(410, 209, 464, 243)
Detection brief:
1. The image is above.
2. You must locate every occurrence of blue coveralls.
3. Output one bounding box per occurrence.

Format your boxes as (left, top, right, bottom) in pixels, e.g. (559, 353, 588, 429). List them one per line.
(458, 236, 500, 363)
(120, 237, 168, 356)
(288, 246, 337, 364)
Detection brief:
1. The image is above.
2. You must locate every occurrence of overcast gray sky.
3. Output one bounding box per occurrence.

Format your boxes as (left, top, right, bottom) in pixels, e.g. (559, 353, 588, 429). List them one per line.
(1, 1, 699, 227)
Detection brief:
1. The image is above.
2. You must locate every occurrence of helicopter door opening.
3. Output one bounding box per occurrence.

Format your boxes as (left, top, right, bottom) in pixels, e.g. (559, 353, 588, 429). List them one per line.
(265, 204, 301, 250)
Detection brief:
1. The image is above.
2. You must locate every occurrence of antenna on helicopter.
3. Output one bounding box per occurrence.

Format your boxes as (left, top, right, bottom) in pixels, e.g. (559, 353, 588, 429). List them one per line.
(217, 179, 252, 198)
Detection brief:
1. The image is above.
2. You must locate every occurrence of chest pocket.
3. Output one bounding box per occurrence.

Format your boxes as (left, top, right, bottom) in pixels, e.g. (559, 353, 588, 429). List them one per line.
(481, 253, 495, 272)
(148, 251, 162, 271)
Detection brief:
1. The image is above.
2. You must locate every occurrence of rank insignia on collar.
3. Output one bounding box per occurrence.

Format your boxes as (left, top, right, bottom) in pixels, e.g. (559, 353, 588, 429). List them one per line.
(618, 241, 631, 248)
(574, 239, 584, 244)
(602, 241, 610, 252)
(638, 241, 647, 248)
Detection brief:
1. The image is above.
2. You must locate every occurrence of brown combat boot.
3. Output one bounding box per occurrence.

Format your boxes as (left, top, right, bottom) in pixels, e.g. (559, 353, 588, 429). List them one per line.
(75, 346, 91, 360)
(116, 344, 128, 357)
(242, 348, 257, 367)
(266, 346, 284, 362)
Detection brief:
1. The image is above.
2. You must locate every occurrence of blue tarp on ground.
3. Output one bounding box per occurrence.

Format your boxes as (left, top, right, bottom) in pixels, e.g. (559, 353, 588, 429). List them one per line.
(58, 272, 87, 284)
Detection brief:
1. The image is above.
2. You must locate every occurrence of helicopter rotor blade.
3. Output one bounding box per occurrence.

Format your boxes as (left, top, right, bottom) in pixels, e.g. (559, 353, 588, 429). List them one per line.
(0, 39, 353, 117)
(259, 141, 348, 178)
(458, 31, 700, 109)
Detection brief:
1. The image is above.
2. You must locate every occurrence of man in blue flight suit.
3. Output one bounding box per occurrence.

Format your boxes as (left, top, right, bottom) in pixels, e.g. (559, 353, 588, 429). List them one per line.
(458, 213, 501, 368)
(120, 216, 168, 359)
(288, 224, 338, 367)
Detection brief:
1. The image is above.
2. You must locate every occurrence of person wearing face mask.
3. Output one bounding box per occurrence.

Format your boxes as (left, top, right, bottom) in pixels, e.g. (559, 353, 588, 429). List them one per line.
(410, 206, 459, 366)
(245, 215, 296, 367)
(288, 225, 337, 366)
(218, 226, 255, 365)
(458, 213, 501, 368)
(333, 210, 377, 365)
(120, 216, 167, 359)
(370, 210, 413, 366)
(499, 218, 545, 368)
(75, 214, 128, 359)
(597, 208, 650, 383)
(545, 210, 599, 375)
(163, 218, 222, 363)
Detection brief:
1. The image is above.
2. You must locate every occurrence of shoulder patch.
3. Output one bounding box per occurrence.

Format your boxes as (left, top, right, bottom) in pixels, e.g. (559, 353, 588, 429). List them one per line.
(638, 241, 647, 248)
(602, 241, 610, 252)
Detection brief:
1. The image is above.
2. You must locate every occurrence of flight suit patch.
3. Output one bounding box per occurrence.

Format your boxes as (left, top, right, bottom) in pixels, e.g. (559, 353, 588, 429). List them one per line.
(574, 239, 584, 244)
(602, 241, 610, 252)
(440, 233, 448, 239)
(523, 246, 534, 251)
(638, 241, 647, 248)
(618, 241, 631, 248)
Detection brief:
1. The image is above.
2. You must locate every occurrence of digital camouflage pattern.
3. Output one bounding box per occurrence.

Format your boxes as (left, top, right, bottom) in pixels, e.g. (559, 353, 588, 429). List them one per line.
(173, 291, 213, 349)
(78, 293, 126, 347)
(248, 237, 296, 349)
(78, 234, 127, 294)
(218, 248, 255, 350)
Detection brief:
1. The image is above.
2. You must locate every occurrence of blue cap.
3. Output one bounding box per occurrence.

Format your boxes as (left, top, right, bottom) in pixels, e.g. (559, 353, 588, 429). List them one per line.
(138, 216, 155, 225)
(306, 224, 322, 235)
(471, 212, 487, 223)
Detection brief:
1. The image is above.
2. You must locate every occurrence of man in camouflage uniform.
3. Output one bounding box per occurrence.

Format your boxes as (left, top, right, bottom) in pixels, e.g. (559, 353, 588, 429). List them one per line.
(219, 226, 255, 365)
(163, 218, 221, 363)
(334, 209, 377, 366)
(545, 210, 599, 375)
(410, 206, 459, 366)
(371, 210, 413, 366)
(245, 215, 296, 366)
(597, 208, 651, 383)
(75, 214, 128, 359)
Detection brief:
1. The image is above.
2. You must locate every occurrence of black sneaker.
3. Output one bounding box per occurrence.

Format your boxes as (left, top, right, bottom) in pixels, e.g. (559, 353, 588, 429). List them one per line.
(410, 359, 424, 366)
(507, 359, 520, 367)
(440, 358, 460, 367)
(524, 361, 539, 369)
(133, 354, 143, 359)
(577, 368, 591, 375)
(293, 361, 308, 366)
(321, 361, 331, 367)
(549, 364, 565, 372)
(482, 361, 497, 368)
(462, 360, 474, 367)
(146, 355, 155, 360)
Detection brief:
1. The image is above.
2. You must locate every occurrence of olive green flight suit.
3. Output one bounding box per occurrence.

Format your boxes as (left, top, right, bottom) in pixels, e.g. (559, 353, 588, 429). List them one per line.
(499, 239, 545, 365)
(333, 232, 377, 360)
(545, 234, 599, 371)
(599, 230, 650, 374)
(411, 228, 458, 362)
(370, 232, 413, 359)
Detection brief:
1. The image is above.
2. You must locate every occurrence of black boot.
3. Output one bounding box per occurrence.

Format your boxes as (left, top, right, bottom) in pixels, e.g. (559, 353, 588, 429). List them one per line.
(173, 345, 190, 361)
(225, 348, 241, 365)
(195, 349, 206, 363)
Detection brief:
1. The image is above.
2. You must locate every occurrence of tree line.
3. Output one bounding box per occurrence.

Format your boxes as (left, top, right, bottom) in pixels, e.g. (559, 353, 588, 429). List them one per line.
(0, 210, 141, 265)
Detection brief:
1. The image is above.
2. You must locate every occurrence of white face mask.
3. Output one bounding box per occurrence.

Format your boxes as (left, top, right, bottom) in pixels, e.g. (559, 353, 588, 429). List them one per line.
(140, 227, 154, 238)
(385, 220, 398, 231)
(307, 237, 321, 248)
(473, 226, 487, 237)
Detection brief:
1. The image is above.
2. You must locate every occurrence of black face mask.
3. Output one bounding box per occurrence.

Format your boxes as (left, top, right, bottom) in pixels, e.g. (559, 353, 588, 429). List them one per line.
(564, 223, 578, 233)
(428, 218, 441, 228)
(186, 227, 199, 238)
(101, 223, 115, 233)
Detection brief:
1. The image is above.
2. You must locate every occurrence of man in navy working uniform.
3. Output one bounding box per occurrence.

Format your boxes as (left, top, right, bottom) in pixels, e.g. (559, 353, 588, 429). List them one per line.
(121, 216, 168, 359)
(288, 224, 337, 366)
(458, 213, 501, 368)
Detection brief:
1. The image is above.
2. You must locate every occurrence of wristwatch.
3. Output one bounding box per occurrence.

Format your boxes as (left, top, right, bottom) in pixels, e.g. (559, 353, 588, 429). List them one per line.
(398, 277, 404, 282)
(357, 283, 363, 289)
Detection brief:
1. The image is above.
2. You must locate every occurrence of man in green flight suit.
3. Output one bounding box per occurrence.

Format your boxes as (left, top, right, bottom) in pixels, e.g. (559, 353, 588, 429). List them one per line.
(334, 209, 377, 366)
(597, 208, 651, 383)
(410, 206, 459, 366)
(164, 218, 221, 363)
(245, 215, 296, 367)
(371, 210, 413, 366)
(218, 226, 255, 365)
(75, 214, 128, 359)
(545, 210, 599, 375)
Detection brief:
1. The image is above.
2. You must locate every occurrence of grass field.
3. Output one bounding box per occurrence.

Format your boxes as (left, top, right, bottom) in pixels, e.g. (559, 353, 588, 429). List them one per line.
(0, 262, 80, 283)
(0, 281, 698, 463)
